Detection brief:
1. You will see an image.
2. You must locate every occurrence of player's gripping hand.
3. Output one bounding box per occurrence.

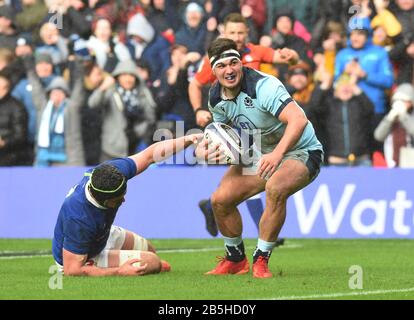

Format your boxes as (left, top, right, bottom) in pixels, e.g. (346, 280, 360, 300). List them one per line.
(194, 139, 226, 164)
(257, 151, 283, 180)
(117, 259, 147, 276)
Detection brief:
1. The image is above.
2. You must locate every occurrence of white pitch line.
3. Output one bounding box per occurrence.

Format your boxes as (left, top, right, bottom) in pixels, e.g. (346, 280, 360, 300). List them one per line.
(158, 244, 302, 254)
(266, 287, 414, 300)
(0, 244, 302, 259)
(0, 254, 52, 260)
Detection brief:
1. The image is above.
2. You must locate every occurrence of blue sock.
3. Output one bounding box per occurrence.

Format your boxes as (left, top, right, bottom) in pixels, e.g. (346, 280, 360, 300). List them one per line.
(246, 197, 263, 230)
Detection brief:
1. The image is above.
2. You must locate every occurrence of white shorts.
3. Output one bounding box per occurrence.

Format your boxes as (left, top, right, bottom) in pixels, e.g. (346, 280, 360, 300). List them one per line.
(55, 225, 148, 271)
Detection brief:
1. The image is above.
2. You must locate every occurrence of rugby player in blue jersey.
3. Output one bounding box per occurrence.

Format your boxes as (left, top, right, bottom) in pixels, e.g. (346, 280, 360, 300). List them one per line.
(52, 133, 204, 277)
(195, 38, 324, 278)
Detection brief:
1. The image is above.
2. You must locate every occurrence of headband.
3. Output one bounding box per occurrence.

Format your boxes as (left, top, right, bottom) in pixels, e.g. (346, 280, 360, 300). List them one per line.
(210, 49, 241, 69)
(86, 171, 127, 204)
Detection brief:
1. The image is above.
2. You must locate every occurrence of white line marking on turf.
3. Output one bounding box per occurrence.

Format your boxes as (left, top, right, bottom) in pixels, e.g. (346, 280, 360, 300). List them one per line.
(0, 254, 52, 260)
(158, 244, 302, 253)
(266, 287, 414, 300)
(0, 244, 302, 259)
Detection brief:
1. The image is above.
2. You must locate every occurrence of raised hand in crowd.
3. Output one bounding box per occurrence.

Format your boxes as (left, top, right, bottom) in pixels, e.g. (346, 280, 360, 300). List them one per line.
(344, 59, 367, 79)
(274, 48, 299, 65)
(241, 4, 253, 19)
(207, 17, 218, 32)
(98, 75, 115, 91)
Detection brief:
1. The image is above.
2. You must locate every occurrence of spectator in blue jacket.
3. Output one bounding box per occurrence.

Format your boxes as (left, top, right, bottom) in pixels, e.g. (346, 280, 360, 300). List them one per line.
(334, 16, 394, 119)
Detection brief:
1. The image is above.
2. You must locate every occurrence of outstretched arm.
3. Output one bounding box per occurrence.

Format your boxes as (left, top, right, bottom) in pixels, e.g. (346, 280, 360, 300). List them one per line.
(129, 133, 203, 175)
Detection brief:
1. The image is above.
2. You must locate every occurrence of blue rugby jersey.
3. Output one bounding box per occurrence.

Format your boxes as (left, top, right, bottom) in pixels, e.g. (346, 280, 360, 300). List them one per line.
(208, 67, 322, 155)
(52, 158, 137, 265)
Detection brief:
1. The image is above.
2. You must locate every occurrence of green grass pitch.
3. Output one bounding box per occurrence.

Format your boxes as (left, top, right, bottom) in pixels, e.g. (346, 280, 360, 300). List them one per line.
(0, 238, 413, 300)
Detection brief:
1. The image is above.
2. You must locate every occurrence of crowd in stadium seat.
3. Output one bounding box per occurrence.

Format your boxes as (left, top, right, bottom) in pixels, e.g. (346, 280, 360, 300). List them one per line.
(0, 0, 413, 168)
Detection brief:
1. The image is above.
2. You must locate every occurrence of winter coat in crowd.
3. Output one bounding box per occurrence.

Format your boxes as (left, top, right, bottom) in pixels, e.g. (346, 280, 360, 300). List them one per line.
(0, 93, 30, 166)
(334, 17, 394, 115)
(25, 56, 85, 166)
(88, 60, 157, 159)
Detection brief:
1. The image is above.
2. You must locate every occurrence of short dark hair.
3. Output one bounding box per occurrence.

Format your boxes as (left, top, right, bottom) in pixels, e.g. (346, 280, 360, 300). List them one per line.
(207, 38, 238, 61)
(223, 13, 248, 27)
(89, 164, 127, 204)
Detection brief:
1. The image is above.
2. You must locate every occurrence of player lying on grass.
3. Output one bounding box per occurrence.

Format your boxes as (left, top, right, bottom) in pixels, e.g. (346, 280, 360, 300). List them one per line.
(52, 133, 207, 276)
(195, 38, 324, 278)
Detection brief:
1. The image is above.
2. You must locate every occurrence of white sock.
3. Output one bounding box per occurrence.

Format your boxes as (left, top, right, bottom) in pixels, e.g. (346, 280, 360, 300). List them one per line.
(257, 238, 275, 252)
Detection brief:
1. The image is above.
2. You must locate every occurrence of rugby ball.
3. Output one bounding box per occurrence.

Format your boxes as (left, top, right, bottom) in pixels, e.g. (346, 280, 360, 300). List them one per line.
(203, 122, 243, 164)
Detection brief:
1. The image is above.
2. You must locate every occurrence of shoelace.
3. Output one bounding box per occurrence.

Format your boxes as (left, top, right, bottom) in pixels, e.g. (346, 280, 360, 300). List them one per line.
(215, 256, 226, 263)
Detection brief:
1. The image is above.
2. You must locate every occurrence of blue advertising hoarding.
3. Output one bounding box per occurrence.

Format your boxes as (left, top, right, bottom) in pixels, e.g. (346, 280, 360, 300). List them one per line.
(0, 166, 413, 238)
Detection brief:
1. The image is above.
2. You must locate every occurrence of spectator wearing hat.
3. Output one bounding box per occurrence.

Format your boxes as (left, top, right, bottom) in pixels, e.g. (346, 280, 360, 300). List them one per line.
(374, 83, 414, 167)
(334, 16, 394, 152)
(88, 60, 157, 161)
(126, 13, 171, 82)
(14, 33, 33, 58)
(0, 72, 31, 166)
(175, 2, 208, 55)
(13, 52, 56, 155)
(0, 5, 19, 50)
(26, 56, 85, 167)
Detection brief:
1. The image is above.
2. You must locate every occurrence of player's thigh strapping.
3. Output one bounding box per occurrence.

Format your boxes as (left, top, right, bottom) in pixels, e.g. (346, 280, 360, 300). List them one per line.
(91, 226, 149, 268)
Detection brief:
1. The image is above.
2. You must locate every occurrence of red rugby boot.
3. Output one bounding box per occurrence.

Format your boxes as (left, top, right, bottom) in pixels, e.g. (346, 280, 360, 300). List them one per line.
(252, 256, 272, 278)
(205, 256, 249, 275)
